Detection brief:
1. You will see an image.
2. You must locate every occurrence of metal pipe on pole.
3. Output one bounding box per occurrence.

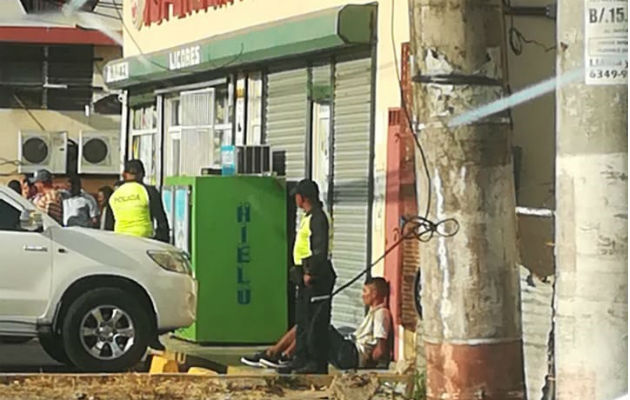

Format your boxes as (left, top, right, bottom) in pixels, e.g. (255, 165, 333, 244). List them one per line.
(555, 1, 628, 399)
(408, 0, 526, 398)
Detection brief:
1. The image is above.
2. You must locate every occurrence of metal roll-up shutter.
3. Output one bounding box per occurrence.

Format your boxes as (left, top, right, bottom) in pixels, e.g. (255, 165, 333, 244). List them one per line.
(331, 57, 373, 328)
(311, 63, 332, 102)
(312, 64, 330, 87)
(265, 68, 308, 181)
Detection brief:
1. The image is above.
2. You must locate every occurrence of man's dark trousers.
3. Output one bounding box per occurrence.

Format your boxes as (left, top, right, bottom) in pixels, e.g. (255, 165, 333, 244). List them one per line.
(294, 276, 335, 372)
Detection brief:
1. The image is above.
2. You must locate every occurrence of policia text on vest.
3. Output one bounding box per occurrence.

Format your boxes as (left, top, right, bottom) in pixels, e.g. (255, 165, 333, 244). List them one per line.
(109, 181, 170, 242)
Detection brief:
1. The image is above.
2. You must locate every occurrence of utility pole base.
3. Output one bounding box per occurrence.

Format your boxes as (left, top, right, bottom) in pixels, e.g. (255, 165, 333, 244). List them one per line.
(425, 340, 525, 400)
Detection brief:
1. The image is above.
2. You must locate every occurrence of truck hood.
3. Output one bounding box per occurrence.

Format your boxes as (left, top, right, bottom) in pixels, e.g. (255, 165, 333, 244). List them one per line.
(49, 227, 180, 270)
(56, 227, 175, 252)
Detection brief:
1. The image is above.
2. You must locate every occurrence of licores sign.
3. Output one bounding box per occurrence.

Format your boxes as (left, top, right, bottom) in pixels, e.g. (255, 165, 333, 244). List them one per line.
(131, 0, 242, 29)
(169, 45, 201, 70)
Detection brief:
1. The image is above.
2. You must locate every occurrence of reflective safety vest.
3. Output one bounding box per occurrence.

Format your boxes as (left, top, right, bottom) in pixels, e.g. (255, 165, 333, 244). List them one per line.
(293, 207, 332, 267)
(109, 181, 153, 238)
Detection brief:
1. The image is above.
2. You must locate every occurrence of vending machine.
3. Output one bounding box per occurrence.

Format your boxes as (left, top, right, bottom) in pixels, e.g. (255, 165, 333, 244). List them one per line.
(163, 175, 288, 344)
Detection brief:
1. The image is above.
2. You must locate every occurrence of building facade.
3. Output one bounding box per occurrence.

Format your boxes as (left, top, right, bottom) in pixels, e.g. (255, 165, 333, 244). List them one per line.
(106, 0, 411, 339)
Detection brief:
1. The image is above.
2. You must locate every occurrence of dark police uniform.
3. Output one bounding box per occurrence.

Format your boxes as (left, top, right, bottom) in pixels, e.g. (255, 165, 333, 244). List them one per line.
(291, 181, 336, 373)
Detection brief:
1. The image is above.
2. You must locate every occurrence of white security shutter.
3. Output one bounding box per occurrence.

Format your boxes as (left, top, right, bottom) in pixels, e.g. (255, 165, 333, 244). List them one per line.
(265, 68, 308, 180)
(331, 57, 373, 328)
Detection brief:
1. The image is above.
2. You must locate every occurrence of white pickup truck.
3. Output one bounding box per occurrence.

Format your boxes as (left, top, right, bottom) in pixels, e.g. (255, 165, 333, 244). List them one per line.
(0, 186, 197, 372)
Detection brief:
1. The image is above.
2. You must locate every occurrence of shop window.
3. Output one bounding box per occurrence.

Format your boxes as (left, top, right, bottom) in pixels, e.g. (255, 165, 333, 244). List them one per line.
(129, 105, 157, 184)
(247, 72, 263, 145)
(311, 102, 331, 212)
(164, 96, 182, 177)
(214, 85, 232, 165)
(177, 82, 232, 175)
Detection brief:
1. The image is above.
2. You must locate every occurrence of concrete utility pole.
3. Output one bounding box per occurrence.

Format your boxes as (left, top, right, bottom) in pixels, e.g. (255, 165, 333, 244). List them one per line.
(408, 1, 526, 399)
(555, 0, 628, 399)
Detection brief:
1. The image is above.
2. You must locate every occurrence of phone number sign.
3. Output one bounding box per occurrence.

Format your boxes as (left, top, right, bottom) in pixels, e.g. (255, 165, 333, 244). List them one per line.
(585, 0, 628, 85)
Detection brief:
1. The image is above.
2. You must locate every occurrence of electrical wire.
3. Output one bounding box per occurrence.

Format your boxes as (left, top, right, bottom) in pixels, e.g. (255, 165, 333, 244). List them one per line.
(390, 0, 432, 220)
(311, 215, 460, 303)
(306, 1, 464, 306)
(300, 213, 460, 357)
(111, 0, 244, 77)
(83, 10, 122, 20)
(91, 1, 123, 10)
(0, 158, 22, 166)
(503, 0, 556, 55)
(40, 0, 121, 20)
(12, 93, 47, 131)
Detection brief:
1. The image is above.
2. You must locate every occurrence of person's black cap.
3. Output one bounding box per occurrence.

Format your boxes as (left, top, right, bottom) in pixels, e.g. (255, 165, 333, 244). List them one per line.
(30, 169, 52, 184)
(291, 179, 320, 201)
(123, 159, 146, 177)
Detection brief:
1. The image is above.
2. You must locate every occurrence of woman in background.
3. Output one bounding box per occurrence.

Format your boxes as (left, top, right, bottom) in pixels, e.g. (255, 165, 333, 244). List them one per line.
(97, 185, 115, 230)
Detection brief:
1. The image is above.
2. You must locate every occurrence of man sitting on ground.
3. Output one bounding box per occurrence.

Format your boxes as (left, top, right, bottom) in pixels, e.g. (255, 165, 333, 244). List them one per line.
(241, 277, 392, 371)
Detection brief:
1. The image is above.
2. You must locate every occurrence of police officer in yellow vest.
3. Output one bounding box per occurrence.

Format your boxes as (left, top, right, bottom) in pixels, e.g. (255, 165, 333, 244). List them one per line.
(109, 160, 170, 243)
(287, 179, 336, 374)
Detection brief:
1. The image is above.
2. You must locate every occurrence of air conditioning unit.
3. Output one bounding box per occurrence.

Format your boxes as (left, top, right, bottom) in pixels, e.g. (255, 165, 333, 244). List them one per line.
(18, 131, 67, 174)
(236, 145, 271, 175)
(78, 130, 121, 174)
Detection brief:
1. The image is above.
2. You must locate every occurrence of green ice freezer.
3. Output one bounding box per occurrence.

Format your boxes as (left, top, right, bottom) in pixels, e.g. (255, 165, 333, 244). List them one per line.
(164, 176, 288, 344)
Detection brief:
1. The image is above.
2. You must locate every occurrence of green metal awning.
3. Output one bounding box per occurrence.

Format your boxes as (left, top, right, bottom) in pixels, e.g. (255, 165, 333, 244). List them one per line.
(104, 4, 376, 89)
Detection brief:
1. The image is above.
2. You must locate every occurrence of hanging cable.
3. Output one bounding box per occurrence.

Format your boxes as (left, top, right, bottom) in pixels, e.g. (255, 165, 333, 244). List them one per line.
(503, 0, 556, 56)
(12, 93, 47, 131)
(111, 0, 244, 74)
(40, 0, 121, 20)
(390, 0, 433, 220)
(311, 215, 459, 303)
(309, 2, 462, 305)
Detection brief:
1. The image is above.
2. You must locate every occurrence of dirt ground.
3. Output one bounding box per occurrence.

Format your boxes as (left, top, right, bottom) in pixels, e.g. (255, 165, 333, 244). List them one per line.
(0, 373, 414, 400)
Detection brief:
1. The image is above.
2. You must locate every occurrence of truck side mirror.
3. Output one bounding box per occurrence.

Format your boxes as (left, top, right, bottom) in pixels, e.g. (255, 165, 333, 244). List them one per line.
(20, 209, 43, 232)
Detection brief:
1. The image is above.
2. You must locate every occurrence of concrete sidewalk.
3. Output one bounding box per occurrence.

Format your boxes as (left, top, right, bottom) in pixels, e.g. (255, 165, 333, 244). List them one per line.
(160, 335, 269, 373)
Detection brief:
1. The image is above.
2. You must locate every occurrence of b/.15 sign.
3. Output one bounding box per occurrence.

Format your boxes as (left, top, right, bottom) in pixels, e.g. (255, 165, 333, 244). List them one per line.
(585, 0, 628, 85)
(132, 0, 242, 29)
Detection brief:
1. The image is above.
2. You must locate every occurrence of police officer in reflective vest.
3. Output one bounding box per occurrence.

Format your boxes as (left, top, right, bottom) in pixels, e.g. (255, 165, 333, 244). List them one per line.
(109, 160, 170, 243)
(288, 179, 336, 374)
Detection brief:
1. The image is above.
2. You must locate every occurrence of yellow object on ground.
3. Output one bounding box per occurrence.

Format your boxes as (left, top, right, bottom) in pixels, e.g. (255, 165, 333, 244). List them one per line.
(187, 367, 219, 375)
(149, 354, 180, 373)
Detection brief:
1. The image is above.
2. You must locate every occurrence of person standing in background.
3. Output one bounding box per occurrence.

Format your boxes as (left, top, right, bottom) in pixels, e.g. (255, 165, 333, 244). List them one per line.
(30, 169, 63, 225)
(62, 176, 99, 228)
(97, 185, 115, 230)
(21, 175, 36, 200)
(7, 180, 21, 195)
(109, 160, 169, 242)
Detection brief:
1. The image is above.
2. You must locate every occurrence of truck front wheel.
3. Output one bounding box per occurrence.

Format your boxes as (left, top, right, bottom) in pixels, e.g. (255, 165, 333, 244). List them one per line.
(61, 287, 153, 372)
(39, 333, 71, 365)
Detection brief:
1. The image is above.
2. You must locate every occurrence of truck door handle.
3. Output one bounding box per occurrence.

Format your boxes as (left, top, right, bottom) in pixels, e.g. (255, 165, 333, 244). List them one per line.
(23, 245, 48, 252)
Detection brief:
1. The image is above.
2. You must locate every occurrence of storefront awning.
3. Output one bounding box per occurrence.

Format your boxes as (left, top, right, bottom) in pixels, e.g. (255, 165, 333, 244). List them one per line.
(104, 4, 376, 89)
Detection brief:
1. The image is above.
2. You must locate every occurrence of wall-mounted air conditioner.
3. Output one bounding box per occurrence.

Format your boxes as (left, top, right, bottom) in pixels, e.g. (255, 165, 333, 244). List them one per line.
(236, 145, 271, 175)
(18, 131, 67, 174)
(78, 130, 120, 174)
